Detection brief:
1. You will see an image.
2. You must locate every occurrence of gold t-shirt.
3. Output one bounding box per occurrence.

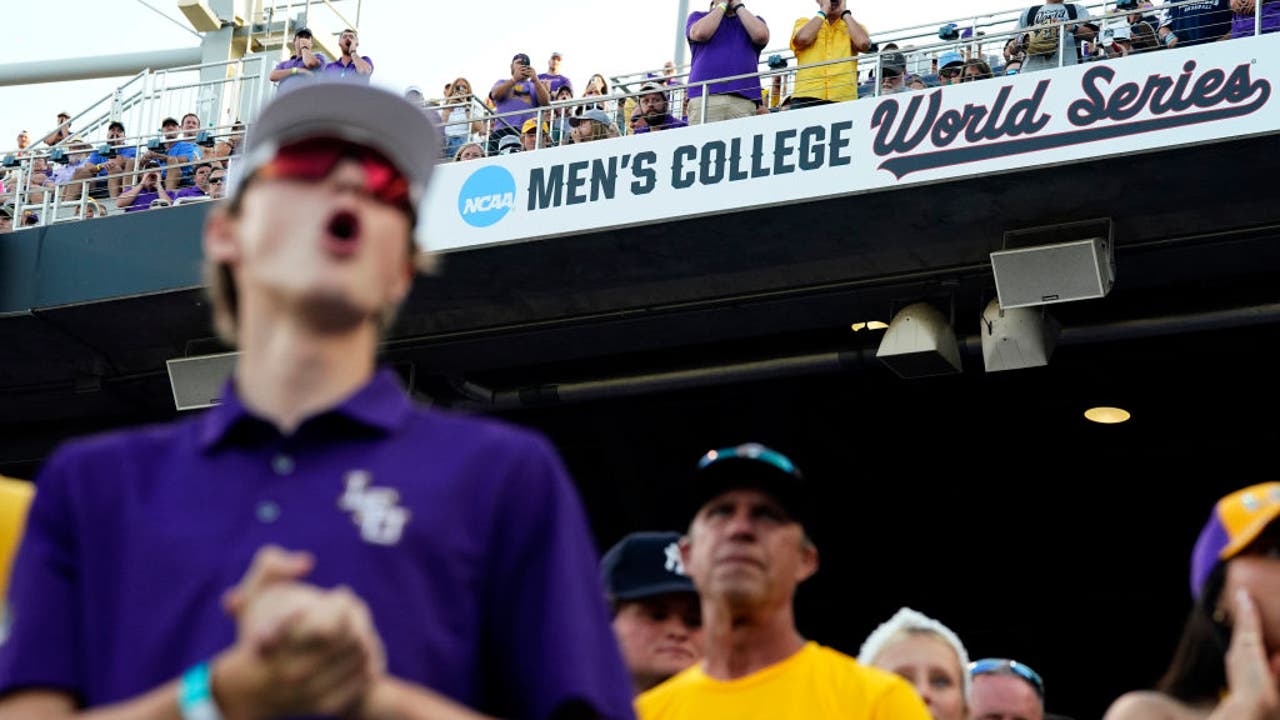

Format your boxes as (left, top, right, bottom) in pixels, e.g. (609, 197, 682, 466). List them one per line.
(636, 641, 931, 720)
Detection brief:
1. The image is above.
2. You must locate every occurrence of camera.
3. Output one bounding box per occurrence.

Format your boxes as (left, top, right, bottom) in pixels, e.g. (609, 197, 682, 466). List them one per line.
(939, 23, 960, 41)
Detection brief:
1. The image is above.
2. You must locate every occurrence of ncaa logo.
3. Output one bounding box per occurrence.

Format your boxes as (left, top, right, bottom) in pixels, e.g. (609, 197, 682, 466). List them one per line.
(458, 166, 516, 228)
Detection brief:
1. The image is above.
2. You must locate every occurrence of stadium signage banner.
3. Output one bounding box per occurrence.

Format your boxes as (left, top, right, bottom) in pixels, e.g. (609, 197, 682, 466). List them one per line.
(423, 35, 1278, 252)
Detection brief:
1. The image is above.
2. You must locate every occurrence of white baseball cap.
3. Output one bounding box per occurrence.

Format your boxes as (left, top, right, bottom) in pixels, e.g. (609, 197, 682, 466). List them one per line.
(232, 80, 441, 249)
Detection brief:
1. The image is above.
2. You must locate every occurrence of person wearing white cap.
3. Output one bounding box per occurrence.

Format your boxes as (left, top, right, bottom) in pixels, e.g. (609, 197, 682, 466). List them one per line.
(0, 80, 635, 720)
(858, 607, 971, 720)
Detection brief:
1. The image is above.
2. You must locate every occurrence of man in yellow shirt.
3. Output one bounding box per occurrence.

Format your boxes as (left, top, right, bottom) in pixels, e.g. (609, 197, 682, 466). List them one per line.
(635, 443, 931, 720)
(790, 0, 872, 107)
(0, 475, 34, 642)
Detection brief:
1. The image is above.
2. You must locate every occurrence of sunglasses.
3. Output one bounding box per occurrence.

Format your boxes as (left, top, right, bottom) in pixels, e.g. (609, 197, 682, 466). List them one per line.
(697, 443, 800, 478)
(940, 68, 962, 79)
(209, 177, 226, 185)
(969, 659, 1045, 699)
(254, 137, 413, 215)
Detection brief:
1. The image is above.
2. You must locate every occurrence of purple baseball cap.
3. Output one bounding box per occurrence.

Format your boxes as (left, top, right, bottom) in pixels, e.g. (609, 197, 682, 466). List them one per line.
(1190, 482, 1280, 599)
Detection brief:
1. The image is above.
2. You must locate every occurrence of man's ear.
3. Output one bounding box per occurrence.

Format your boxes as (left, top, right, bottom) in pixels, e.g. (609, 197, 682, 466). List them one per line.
(796, 539, 819, 584)
(679, 535, 693, 569)
(203, 204, 240, 266)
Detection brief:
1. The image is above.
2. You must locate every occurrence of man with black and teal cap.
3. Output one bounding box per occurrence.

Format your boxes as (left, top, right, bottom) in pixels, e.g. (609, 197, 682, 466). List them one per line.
(637, 443, 931, 720)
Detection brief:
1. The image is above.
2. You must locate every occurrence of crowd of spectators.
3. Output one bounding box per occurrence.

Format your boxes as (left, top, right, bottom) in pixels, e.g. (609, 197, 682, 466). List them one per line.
(4, 0, 1280, 229)
(417, 0, 1280, 162)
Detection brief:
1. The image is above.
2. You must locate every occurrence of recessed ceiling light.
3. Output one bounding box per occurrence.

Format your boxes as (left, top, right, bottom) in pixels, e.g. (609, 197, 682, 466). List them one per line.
(850, 321, 889, 332)
(1085, 407, 1131, 424)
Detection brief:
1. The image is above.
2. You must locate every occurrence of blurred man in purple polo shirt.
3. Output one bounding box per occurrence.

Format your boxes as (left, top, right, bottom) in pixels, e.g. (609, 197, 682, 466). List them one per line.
(0, 82, 634, 720)
(268, 27, 327, 90)
(489, 52, 550, 154)
(326, 28, 374, 82)
(686, 0, 769, 124)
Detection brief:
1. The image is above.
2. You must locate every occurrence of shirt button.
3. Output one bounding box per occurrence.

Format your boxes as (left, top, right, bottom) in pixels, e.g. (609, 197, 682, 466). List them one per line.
(256, 501, 281, 524)
(271, 453, 295, 476)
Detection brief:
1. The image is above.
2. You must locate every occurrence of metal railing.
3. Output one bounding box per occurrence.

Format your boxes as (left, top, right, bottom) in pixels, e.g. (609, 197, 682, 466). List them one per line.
(3, 0, 1277, 229)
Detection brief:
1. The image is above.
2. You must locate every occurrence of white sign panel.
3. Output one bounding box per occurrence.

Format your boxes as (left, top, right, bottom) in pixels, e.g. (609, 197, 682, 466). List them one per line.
(421, 36, 1279, 253)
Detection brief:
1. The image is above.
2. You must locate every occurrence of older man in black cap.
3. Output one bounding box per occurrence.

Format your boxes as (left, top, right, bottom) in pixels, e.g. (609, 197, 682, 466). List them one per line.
(637, 443, 931, 720)
(602, 532, 703, 695)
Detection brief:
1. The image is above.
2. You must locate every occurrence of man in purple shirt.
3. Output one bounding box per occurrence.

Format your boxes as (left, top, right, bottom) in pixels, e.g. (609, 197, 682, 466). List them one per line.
(114, 161, 174, 212)
(268, 27, 327, 91)
(631, 83, 689, 134)
(538, 51, 572, 96)
(686, 1, 769, 124)
(489, 52, 550, 154)
(0, 81, 634, 720)
(325, 28, 374, 82)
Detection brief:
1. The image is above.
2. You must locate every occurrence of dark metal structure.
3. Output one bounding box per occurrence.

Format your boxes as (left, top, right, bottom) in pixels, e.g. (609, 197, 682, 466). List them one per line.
(2, 123, 1279, 717)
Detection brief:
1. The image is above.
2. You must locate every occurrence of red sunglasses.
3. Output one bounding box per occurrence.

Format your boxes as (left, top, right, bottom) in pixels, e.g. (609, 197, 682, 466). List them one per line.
(255, 137, 413, 215)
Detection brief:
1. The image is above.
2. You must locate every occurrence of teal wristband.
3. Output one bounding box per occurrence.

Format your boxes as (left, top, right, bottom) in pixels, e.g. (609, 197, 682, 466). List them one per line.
(178, 662, 224, 720)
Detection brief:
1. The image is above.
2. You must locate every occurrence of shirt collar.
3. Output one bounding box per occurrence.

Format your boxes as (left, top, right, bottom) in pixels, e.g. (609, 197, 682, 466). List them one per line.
(198, 367, 412, 451)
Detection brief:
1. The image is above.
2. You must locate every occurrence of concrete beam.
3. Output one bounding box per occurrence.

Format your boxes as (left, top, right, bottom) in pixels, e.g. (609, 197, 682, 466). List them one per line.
(0, 47, 203, 87)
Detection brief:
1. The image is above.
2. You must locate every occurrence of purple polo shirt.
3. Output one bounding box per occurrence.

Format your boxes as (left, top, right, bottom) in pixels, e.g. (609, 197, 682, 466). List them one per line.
(122, 187, 163, 212)
(1231, 4, 1280, 37)
(633, 114, 689, 133)
(538, 72, 572, 95)
(686, 10, 767, 102)
(489, 79, 545, 133)
(0, 369, 634, 720)
(324, 55, 375, 82)
(274, 53, 328, 90)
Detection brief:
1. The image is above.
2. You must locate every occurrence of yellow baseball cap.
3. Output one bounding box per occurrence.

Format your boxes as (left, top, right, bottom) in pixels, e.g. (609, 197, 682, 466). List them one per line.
(521, 118, 549, 135)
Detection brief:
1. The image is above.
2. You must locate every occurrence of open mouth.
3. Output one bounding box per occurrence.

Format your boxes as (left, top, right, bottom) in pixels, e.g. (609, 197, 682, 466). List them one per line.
(324, 210, 361, 257)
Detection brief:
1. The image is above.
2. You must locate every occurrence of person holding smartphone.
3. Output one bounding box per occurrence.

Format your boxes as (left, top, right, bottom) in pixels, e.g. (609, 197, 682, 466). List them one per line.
(115, 161, 173, 212)
(488, 52, 550, 154)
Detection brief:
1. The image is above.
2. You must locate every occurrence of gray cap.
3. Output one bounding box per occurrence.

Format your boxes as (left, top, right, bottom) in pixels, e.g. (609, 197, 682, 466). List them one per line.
(570, 107, 611, 127)
(232, 80, 440, 250)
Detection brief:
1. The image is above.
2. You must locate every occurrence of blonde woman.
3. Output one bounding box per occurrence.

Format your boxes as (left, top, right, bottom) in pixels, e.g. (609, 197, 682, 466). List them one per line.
(440, 77, 485, 159)
(566, 108, 619, 145)
(859, 607, 970, 720)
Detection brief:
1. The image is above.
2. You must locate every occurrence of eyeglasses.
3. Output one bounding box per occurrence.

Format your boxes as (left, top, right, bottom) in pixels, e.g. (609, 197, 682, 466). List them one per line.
(969, 658, 1045, 699)
(254, 137, 413, 215)
(697, 443, 801, 478)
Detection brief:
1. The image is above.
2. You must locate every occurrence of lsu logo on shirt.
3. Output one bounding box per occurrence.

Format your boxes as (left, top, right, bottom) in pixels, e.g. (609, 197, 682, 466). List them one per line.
(338, 470, 411, 546)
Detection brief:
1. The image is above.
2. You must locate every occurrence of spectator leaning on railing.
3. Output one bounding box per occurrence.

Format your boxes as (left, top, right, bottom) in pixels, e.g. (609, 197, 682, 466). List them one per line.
(1158, 0, 1233, 47)
(326, 29, 374, 82)
(686, 0, 770, 124)
(632, 82, 688, 133)
(790, 0, 871, 108)
(1230, 0, 1280, 37)
(116, 160, 173, 212)
(41, 112, 72, 147)
(1016, 0, 1095, 73)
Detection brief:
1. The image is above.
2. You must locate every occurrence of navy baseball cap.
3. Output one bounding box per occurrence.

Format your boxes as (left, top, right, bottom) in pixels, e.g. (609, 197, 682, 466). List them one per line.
(601, 532, 697, 602)
(686, 443, 809, 527)
(513, 53, 532, 65)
